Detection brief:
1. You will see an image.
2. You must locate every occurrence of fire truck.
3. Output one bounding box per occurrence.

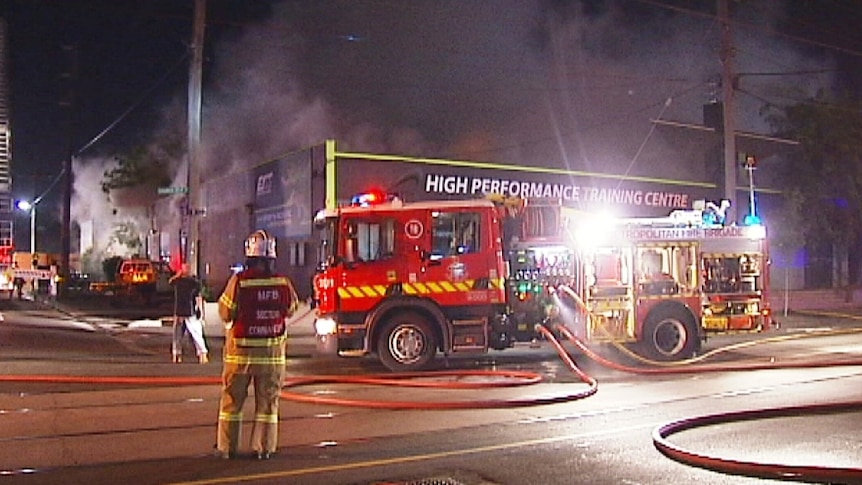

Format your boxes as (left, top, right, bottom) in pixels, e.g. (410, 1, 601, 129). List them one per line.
(312, 192, 772, 370)
(313, 191, 580, 371)
(564, 204, 773, 361)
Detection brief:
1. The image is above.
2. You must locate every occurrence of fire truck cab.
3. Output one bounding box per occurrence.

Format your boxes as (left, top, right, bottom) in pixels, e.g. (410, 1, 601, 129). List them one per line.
(312, 193, 563, 371)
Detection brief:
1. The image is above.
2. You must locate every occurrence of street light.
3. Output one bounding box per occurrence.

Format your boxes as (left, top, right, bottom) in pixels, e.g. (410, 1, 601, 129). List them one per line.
(16, 199, 36, 254)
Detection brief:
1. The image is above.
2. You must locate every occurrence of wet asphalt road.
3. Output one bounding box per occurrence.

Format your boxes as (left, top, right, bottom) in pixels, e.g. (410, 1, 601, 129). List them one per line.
(1, 297, 862, 484)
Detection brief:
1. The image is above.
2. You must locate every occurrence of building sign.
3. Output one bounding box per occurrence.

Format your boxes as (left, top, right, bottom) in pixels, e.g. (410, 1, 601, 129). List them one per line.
(332, 154, 715, 218)
(157, 186, 188, 195)
(254, 151, 314, 239)
(423, 173, 691, 210)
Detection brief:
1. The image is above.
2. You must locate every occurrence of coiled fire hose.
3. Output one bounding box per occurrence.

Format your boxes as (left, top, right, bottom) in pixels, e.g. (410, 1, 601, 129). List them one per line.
(278, 324, 597, 409)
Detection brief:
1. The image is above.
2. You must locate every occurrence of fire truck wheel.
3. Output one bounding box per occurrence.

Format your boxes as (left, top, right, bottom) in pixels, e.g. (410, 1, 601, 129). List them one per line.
(377, 313, 438, 372)
(641, 308, 699, 361)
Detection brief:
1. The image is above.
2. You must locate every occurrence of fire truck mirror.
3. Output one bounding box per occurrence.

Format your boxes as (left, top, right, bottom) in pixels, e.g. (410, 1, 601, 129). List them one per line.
(419, 249, 442, 266)
(344, 237, 360, 265)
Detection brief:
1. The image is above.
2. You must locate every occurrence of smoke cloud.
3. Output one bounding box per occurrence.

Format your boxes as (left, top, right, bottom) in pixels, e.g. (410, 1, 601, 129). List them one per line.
(71, 0, 837, 262)
(193, 0, 833, 176)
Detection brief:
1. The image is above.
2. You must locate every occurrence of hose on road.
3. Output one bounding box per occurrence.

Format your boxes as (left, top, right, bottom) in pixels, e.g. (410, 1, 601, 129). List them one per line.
(279, 324, 597, 409)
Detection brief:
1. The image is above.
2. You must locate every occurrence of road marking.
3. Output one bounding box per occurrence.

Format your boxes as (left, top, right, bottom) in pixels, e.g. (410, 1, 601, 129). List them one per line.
(167, 423, 659, 485)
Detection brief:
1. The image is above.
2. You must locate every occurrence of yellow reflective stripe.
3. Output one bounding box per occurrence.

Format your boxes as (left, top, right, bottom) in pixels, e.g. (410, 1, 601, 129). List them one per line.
(234, 336, 286, 347)
(254, 413, 279, 424)
(219, 293, 237, 310)
(361, 285, 386, 297)
(219, 412, 243, 422)
(340, 280, 496, 297)
(426, 282, 443, 292)
(224, 355, 286, 365)
(239, 277, 290, 288)
(439, 281, 457, 292)
(337, 285, 389, 298)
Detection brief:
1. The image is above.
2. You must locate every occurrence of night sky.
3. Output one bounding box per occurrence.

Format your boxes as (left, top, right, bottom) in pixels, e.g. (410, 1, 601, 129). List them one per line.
(1, 0, 861, 253)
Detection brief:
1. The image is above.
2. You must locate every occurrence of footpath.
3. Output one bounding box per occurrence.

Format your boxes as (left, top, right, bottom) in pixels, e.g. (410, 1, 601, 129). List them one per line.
(20, 295, 321, 358)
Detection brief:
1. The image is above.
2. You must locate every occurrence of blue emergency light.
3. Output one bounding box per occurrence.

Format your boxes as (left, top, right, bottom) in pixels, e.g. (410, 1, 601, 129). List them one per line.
(743, 214, 762, 226)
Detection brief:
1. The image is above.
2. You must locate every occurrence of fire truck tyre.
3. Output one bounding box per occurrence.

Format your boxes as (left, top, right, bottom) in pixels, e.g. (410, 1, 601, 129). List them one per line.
(642, 309, 699, 361)
(377, 313, 438, 372)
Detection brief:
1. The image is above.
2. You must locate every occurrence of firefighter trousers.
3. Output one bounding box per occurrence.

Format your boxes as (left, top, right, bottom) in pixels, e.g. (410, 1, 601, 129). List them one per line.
(217, 367, 283, 455)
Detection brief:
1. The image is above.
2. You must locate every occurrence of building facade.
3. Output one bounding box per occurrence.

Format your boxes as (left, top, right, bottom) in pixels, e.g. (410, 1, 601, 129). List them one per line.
(0, 19, 15, 266)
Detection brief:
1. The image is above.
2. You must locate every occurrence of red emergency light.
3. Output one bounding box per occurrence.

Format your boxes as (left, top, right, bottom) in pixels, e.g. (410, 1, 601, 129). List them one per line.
(351, 189, 389, 207)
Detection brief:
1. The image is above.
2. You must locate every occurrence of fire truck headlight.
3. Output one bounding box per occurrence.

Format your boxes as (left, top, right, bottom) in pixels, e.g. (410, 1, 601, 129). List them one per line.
(570, 212, 617, 248)
(314, 317, 337, 336)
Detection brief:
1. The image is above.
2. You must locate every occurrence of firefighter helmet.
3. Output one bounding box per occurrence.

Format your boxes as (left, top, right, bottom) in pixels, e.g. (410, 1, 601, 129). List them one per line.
(244, 230, 277, 258)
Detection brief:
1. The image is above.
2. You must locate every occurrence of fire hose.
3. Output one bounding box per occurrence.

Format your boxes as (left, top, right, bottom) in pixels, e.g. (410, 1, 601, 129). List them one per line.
(549, 283, 862, 483)
(653, 401, 862, 484)
(3, 314, 861, 481)
(548, 323, 862, 482)
(278, 324, 597, 409)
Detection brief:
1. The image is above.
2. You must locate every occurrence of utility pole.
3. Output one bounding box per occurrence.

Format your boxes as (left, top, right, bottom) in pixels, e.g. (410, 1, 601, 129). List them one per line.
(718, 0, 737, 223)
(186, 0, 205, 275)
(60, 43, 78, 298)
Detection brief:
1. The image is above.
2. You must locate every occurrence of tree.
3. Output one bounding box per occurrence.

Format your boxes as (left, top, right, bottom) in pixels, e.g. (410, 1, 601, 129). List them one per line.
(96, 141, 181, 262)
(767, 94, 862, 285)
(111, 221, 144, 254)
(101, 144, 175, 195)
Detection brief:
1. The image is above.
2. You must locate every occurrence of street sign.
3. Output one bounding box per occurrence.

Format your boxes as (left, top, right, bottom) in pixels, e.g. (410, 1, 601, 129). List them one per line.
(158, 187, 188, 195)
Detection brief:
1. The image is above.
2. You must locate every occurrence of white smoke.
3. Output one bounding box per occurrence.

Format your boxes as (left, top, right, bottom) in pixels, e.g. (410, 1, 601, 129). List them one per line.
(71, 156, 148, 266)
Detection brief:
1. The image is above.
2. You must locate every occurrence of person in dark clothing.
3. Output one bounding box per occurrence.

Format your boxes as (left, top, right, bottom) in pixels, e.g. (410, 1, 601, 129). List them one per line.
(169, 263, 208, 363)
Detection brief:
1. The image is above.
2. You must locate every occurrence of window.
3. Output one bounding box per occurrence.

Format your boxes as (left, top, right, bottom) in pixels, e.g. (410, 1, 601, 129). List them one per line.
(344, 218, 396, 263)
(431, 212, 481, 259)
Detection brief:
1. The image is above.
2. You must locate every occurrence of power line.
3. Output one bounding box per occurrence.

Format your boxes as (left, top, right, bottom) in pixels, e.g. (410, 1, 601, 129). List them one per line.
(629, 0, 862, 58)
(76, 50, 190, 156)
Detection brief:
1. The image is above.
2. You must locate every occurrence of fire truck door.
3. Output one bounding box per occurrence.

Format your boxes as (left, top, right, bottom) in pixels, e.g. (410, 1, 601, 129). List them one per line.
(337, 217, 398, 312)
(416, 210, 493, 306)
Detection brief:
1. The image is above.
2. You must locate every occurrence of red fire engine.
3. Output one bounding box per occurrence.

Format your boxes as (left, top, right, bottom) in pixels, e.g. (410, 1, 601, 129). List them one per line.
(562, 203, 773, 360)
(312, 192, 773, 370)
(312, 192, 569, 371)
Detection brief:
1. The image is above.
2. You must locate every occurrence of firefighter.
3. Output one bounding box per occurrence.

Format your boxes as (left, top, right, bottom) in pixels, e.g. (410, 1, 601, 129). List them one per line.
(216, 230, 299, 460)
